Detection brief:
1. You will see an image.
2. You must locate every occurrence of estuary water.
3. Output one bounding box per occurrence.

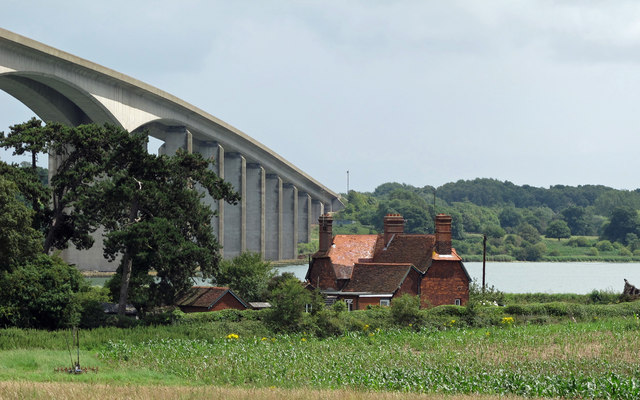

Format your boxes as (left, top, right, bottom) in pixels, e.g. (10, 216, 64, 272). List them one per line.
(276, 262, 640, 294)
(88, 262, 640, 294)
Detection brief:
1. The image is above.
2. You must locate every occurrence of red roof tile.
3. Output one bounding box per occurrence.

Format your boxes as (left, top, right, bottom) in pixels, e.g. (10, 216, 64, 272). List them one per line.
(342, 263, 415, 293)
(372, 234, 434, 272)
(327, 235, 378, 279)
(175, 286, 248, 309)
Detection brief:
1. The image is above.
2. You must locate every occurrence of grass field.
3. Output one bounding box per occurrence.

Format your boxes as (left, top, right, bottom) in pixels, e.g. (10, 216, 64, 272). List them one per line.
(0, 382, 537, 400)
(1, 314, 639, 399)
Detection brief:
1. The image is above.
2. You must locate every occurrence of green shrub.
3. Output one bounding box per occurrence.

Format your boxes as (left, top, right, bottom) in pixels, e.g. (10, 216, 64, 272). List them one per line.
(596, 240, 614, 252)
(0, 254, 86, 330)
(313, 309, 346, 337)
(619, 247, 632, 256)
(390, 294, 422, 326)
(267, 277, 312, 332)
(77, 287, 110, 329)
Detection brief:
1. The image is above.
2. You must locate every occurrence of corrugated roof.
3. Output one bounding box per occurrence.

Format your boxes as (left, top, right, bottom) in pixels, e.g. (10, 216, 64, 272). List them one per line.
(342, 263, 414, 293)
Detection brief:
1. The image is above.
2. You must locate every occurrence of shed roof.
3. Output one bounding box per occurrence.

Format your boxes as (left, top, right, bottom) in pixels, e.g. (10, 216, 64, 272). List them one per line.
(175, 286, 249, 309)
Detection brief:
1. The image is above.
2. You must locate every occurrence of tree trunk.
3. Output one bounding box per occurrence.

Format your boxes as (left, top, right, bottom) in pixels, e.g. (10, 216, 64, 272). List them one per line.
(117, 198, 139, 317)
(43, 195, 62, 254)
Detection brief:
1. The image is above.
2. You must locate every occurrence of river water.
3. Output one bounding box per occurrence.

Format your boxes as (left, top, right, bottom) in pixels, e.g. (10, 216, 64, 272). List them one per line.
(275, 262, 640, 294)
(88, 262, 640, 294)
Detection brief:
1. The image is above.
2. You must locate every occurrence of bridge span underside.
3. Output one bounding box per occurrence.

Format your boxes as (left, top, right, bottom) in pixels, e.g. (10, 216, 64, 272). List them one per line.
(0, 28, 342, 270)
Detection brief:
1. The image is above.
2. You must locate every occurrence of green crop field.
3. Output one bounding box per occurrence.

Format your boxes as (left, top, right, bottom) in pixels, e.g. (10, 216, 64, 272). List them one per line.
(1, 312, 639, 399)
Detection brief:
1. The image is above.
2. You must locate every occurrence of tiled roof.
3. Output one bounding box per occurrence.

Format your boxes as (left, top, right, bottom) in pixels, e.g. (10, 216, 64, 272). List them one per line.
(372, 234, 434, 272)
(342, 263, 414, 293)
(175, 286, 248, 308)
(328, 235, 378, 279)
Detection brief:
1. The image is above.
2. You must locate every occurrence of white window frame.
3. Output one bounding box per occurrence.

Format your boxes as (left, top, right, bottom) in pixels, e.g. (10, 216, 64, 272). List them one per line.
(454, 298, 461, 306)
(380, 299, 391, 307)
(345, 298, 353, 312)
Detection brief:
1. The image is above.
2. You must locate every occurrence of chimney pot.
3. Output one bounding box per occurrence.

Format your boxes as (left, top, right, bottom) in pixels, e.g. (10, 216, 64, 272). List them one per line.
(318, 214, 333, 253)
(435, 214, 452, 255)
(383, 213, 405, 246)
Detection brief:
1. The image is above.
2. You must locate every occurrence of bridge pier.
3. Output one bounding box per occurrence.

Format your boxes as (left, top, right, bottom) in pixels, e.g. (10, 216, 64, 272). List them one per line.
(282, 183, 298, 260)
(265, 174, 282, 260)
(223, 152, 246, 259)
(246, 163, 265, 258)
(194, 141, 224, 241)
(298, 192, 312, 243)
(312, 199, 325, 222)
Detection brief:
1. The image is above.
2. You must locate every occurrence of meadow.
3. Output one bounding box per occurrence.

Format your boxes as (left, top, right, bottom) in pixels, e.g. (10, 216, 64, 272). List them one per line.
(1, 302, 640, 399)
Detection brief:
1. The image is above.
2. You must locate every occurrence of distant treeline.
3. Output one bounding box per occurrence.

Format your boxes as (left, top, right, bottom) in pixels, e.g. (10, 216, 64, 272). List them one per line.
(334, 178, 640, 261)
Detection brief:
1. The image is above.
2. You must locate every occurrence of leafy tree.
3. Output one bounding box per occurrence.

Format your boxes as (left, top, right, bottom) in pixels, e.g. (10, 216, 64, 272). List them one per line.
(0, 117, 50, 169)
(601, 207, 640, 244)
(0, 177, 43, 270)
(375, 189, 433, 234)
(561, 206, 592, 236)
(514, 242, 546, 261)
(0, 254, 86, 329)
(499, 207, 522, 230)
(268, 276, 312, 331)
(88, 142, 239, 315)
(217, 252, 275, 302)
(1, 120, 137, 253)
(3, 120, 240, 315)
(0, 161, 50, 233)
(516, 223, 541, 243)
(484, 224, 505, 239)
(545, 220, 571, 240)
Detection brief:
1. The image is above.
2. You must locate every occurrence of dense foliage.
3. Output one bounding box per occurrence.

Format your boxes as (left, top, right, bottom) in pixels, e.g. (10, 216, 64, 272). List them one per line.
(334, 179, 640, 261)
(216, 252, 275, 302)
(1, 119, 239, 320)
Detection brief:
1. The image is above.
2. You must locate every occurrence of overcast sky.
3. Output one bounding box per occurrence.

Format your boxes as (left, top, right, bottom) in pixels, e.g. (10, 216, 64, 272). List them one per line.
(2, 1, 640, 193)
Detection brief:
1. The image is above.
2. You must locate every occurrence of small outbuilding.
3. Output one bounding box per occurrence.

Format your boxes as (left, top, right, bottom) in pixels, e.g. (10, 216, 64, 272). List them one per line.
(175, 286, 249, 313)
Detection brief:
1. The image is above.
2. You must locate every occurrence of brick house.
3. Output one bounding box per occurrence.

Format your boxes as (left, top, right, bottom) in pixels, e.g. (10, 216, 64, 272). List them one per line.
(306, 213, 470, 309)
(175, 286, 249, 313)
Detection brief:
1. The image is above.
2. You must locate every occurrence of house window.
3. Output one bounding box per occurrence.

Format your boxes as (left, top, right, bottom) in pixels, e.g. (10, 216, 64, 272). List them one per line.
(380, 299, 390, 307)
(455, 299, 461, 306)
(345, 298, 353, 311)
(305, 303, 312, 313)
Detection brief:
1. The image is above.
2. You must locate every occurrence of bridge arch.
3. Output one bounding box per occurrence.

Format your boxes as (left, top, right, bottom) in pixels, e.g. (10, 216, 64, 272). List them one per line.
(0, 71, 117, 126)
(1, 28, 342, 266)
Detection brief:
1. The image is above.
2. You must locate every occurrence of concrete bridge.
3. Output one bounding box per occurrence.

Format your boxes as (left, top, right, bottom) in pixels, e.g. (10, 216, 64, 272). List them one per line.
(0, 28, 343, 269)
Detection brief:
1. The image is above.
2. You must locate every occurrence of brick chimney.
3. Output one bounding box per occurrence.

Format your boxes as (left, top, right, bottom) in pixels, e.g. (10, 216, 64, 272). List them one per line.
(318, 214, 333, 253)
(435, 214, 452, 255)
(384, 214, 405, 246)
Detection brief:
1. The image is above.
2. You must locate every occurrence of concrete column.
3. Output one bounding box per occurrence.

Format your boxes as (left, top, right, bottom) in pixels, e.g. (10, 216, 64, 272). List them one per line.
(246, 163, 265, 258)
(297, 192, 312, 243)
(283, 183, 298, 260)
(223, 152, 246, 259)
(312, 199, 325, 222)
(194, 141, 224, 242)
(265, 174, 282, 260)
(159, 126, 192, 155)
